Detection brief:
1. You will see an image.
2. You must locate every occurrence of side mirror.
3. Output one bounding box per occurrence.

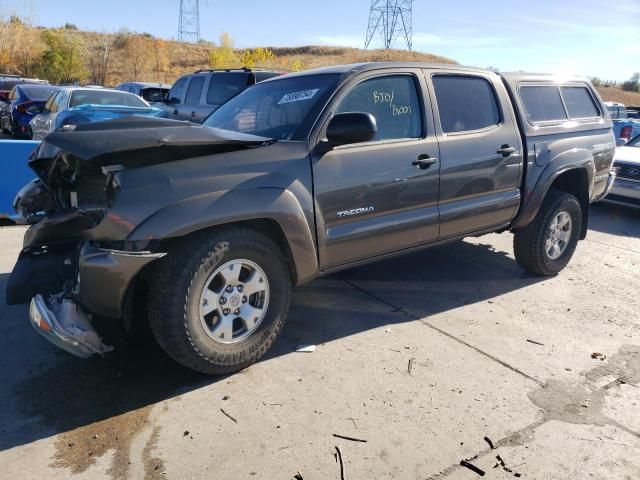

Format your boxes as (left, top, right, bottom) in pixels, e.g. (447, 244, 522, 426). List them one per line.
(326, 112, 377, 147)
(616, 137, 627, 147)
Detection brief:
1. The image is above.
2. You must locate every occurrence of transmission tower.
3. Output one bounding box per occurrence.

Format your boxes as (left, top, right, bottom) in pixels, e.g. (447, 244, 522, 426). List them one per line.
(365, 0, 413, 51)
(178, 0, 200, 42)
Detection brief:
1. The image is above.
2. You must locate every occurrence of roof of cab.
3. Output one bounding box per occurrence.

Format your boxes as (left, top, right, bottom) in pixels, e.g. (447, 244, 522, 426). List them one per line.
(276, 62, 491, 79)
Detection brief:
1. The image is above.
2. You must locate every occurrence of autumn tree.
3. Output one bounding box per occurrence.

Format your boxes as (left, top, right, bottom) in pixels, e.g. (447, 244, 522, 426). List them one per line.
(123, 34, 151, 80)
(84, 35, 116, 86)
(39, 30, 86, 83)
(152, 38, 170, 82)
(209, 32, 238, 69)
(239, 47, 275, 68)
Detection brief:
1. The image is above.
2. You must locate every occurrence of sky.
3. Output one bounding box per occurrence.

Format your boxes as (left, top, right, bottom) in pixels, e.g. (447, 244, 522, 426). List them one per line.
(2, 0, 639, 81)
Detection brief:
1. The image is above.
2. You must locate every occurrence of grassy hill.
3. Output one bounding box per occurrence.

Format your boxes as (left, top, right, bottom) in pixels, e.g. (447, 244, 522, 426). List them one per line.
(596, 86, 640, 106)
(0, 22, 456, 87)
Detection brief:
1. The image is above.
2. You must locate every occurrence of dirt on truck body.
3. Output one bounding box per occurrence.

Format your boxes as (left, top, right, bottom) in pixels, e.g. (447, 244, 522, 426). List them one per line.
(7, 62, 616, 374)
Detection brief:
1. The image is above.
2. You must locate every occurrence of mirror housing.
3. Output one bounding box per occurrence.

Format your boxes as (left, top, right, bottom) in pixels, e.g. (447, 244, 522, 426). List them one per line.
(326, 112, 377, 147)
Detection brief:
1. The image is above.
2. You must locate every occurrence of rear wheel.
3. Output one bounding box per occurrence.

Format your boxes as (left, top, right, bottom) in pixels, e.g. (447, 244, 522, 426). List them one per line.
(513, 190, 582, 276)
(148, 227, 292, 375)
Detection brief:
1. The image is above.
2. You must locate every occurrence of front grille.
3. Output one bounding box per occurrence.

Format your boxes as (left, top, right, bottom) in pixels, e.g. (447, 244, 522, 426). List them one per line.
(615, 162, 640, 182)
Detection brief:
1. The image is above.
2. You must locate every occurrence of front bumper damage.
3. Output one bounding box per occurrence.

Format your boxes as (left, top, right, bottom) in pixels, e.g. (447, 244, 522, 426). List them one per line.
(11, 241, 166, 358)
(29, 293, 113, 358)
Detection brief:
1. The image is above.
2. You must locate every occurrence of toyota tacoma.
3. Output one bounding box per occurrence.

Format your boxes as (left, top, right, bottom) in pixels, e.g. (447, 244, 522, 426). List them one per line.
(7, 63, 616, 374)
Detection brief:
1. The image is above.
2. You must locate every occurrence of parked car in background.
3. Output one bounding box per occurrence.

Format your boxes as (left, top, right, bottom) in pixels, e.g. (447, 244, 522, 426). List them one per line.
(116, 82, 171, 104)
(29, 87, 167, 141)
(607, 133, 640, 206)
(0, 84, 60, 138)
(605, 102, 640, 143)
(0, 76, 49, 103)
(161, 68, 282, 123)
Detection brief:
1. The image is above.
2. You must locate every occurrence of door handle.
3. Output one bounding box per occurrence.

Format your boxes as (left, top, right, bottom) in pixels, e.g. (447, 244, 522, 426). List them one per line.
(412, 154, 438, 169)
(497, 144, 516, 157)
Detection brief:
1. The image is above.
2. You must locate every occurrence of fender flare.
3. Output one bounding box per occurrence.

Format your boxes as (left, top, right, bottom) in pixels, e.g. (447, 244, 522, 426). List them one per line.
(511, 148, 594, 230)
(127, 187, 319, 285)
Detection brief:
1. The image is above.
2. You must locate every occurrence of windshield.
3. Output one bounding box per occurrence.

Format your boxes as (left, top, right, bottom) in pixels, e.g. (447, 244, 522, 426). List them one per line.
(70, 90, 148, 108)
(21, 85, 59, 100)
(204, 74, 340, 140)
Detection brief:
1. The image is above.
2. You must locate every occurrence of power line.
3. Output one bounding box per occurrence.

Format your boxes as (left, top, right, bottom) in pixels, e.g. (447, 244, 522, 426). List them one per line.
(365, 0, 413, 51)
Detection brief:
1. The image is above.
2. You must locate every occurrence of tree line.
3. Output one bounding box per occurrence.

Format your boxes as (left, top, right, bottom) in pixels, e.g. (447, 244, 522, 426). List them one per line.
(0, 16, 304, 86)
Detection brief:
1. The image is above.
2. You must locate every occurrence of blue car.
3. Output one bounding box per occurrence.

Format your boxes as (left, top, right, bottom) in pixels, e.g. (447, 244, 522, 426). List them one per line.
(0, 84, 60, 138)
(29, 87, 167, 141)
(605, 102, 640, 144)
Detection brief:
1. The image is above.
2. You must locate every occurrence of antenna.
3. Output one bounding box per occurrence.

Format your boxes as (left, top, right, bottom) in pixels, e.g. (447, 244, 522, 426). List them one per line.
(178, 0, 201, 42)
(365, 0, 413, 51)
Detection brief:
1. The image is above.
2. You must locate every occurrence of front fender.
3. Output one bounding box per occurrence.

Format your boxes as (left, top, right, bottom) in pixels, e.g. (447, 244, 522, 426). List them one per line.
(127, 187, 319, 285)
(511, 147, 594, 229)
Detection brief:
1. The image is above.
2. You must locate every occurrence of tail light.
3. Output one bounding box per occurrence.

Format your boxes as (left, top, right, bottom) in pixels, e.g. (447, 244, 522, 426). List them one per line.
(620, 126, 633, 141)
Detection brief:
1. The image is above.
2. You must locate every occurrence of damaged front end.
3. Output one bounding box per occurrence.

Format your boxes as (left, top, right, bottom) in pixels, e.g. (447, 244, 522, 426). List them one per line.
(7, 117, 270, 358)
(8, 140, 157, 356)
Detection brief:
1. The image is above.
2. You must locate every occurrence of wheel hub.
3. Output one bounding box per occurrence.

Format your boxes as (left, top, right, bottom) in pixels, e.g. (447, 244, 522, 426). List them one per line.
(545, 211, 572, 260)
(198, 259, 269, 344)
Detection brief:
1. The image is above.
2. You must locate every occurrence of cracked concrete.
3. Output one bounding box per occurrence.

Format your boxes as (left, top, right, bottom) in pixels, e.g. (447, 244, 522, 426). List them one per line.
(0, 201, 638, 479)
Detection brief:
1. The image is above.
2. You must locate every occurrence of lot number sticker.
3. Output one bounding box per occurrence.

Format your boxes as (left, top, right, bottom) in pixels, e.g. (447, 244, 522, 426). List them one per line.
(278, 89, 319, 105)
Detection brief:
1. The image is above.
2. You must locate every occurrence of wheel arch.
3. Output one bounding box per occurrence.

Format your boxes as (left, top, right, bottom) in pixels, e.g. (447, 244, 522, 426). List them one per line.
(512, 154, 594, 239)
(548, 168, 590, 239)
(126, 187, 318, 286)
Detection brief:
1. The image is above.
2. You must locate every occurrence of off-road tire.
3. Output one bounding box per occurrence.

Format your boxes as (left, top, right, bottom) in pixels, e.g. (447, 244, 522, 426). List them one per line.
(513, 189, 582, 276)
(148, 227, 292, 375)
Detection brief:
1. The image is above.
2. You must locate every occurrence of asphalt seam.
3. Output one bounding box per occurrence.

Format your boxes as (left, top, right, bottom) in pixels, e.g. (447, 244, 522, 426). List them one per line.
(584, 238, 640, 255)
(340, 278, 545, 388)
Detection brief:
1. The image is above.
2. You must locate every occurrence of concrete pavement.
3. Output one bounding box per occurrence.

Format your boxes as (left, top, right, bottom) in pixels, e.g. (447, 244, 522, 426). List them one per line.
(0, 202, 638, 479)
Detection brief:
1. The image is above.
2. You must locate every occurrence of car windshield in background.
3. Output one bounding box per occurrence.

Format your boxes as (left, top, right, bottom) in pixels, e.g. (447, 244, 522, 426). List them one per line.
(69, 90, 148, 108)
(204, 74, 340, 140)
(21, 85, 59, 100)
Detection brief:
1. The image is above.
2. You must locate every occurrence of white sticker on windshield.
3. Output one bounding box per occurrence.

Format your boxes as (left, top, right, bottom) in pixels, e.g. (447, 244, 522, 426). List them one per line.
(278, 89, 319, 105)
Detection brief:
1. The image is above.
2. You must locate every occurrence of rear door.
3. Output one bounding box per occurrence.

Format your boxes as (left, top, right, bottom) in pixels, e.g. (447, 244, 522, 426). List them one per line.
(313, 69, 441, 269)
(180, 75, 207, 122)
(425, 71, 523, 238)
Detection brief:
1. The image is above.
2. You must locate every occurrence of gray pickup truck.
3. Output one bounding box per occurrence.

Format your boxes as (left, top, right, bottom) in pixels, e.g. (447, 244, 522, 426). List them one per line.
(7, 62, 616, 374)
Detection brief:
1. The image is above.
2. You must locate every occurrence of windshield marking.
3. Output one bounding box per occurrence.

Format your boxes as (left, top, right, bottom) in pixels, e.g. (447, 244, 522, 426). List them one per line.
(277, 89, 319, 105)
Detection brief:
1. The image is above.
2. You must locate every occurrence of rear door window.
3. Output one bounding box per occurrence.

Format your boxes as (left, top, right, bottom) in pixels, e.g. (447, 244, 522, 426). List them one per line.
(519, 86, 568, 123)
(185, 76, 205, 105)
(206, 72, 249, 106)
(335, 75, 422, 141)
(432, 75, 501, 133)
(168, 77, 188, 104)
(560, 86, 599, 119)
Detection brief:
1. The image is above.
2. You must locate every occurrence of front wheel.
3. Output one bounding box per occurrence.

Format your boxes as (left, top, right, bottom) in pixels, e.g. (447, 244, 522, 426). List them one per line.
(513, 190, 582, 276)
(148, 227, 292, 374)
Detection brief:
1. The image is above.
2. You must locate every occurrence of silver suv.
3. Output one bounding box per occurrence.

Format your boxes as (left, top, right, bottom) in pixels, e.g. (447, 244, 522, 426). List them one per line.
(161, 68, 281, 123)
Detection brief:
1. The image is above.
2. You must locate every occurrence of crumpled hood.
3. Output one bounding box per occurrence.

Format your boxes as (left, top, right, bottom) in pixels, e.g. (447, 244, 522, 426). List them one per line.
(30, 116, 274, 170)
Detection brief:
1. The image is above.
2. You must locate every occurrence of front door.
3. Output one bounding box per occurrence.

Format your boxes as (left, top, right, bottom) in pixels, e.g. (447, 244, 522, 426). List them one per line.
(426, 72, 523, 238)
(313, 71, 441, 270)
